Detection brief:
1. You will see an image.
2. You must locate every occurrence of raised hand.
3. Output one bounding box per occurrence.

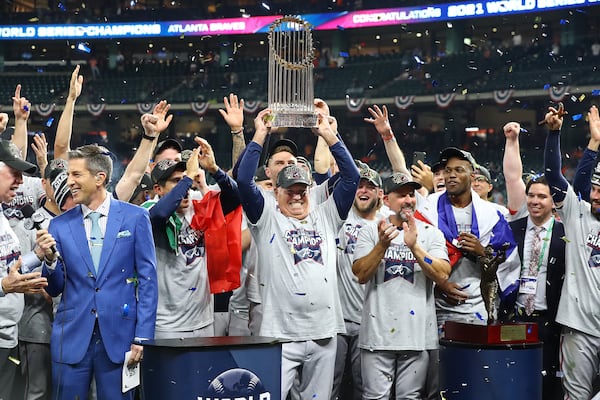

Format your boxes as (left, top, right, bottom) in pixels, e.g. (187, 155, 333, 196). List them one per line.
(364, 104, 393, 140)
(67, 65, 84, 102)
(194, 137, 218, 174)
(503, 121, 521, 140)
(219, 93, 245, 132)
(13, 84, 31, 122)
(31, 133, 49, 175)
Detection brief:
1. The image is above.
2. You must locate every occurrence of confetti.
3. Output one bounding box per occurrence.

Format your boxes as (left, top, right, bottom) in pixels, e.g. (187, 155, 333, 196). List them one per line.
(579, 94, 586, 102)
(560, 236, 570, 243)
(543, 84, 551, 90)
(572, 114, 583, 121)
(592, 90, 600, 97)
(23, 105, 29, 112)
(46, 117, 54, 127)
(475, 312, 484, 321)
(189, 287, 196, 291)
(424, 257, 432, 264)
(270, 234, 275, 243)
(409, 310, 415, 315)
(8, 356, 20, 365)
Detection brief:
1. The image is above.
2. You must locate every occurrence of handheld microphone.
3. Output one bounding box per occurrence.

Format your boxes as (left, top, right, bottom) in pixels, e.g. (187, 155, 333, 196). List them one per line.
(21, 204, 62, 262)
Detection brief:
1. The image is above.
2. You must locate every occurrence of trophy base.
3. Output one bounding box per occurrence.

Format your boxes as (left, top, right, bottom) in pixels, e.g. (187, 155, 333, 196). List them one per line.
(444, 320, 538, 345)
(272, 112, 318, 128)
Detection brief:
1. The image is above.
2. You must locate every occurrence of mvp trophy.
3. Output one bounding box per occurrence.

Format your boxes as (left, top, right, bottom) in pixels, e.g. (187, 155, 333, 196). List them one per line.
(440, 244, 543, 400)
(268, 16, 317, 128)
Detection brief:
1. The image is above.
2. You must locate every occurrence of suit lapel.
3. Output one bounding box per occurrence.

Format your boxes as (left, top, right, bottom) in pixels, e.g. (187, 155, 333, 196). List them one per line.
(68, 206, 96, 274)
(97, 198, 123, 277)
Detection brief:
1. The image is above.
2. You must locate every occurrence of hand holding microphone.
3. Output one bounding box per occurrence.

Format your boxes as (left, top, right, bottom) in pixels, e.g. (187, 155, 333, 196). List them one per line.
(21, 205, 62, 263)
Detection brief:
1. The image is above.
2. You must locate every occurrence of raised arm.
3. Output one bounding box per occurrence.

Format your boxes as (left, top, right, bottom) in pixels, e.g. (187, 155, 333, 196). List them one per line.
(218, 93, 246, 168)
(543, 104, 569, 204)
(194, 136, 240, 215)
(573, 105, 600, 202)
(237, 109, 271, 224)
(364, 104, 409, 175)
(54, 65, 83, 160)
(12, 84, 31, 158)
(115, 101, 172, 201)
(31, 133, 49, 178)
(503, 122, 527, 212)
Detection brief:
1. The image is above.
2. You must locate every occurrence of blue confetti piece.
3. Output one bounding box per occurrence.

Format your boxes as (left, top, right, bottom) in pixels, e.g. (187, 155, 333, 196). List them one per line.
(543, 84, 550, 90)
(520, 127, 528, 133)
(23, 105, 29, 112)
(336, 25, 345, 30)
(424, 257, 432, 264)
(592, 90, 600, 97)
(410, 310, 415, 315)
(475, 312, 484, 321)
(122, 303, 129, 317)
(189, 287, 196, 291)
(432, 80, 438, 87)
(294, 292, 306, 296)
(560, 19, 568, 25)
(46, 117, 54, 127)
(527, 326, 533, 334)
(572, 114, 583, 121)
(270, 234, 275, 244)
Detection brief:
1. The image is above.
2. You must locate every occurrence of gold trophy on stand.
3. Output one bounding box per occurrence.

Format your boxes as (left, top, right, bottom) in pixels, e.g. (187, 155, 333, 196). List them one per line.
(268, 16, 317, 128)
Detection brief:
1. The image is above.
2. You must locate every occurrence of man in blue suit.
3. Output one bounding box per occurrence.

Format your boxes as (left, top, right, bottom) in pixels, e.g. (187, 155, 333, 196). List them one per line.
(42, 144, 158, 400)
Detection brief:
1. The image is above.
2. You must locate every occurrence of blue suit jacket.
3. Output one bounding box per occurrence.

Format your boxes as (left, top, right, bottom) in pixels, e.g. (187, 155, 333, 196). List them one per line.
(43, 197, 158, 364)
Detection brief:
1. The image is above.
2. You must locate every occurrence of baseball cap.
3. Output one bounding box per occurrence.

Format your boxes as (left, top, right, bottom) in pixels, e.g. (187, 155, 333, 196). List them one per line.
(358, 165, 382, 187)
(474, 165, 492, 183)
(266, 139, 298, 166)
(131, 173, 153, 200)
(383, 172, 422, 194)
(153, 138, 182, 159)
(0, 140, 37, 175)
(45, 159, 71, 210)
(151, 159, 186, 185)
(276, 164, 311, 188)
(431, 162, 444, 173)
(439, 147, 477, 169)
(254, 165, 269, 182)
(592, 162, 600, 187)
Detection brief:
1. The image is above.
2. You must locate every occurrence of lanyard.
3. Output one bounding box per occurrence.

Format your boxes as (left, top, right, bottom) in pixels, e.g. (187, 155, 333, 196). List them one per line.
(522, 217, 554, 274)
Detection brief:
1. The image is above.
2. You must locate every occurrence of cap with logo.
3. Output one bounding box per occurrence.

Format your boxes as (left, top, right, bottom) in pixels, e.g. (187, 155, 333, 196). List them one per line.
(358, 164, 382, 187)
(383, 172, 422, 194)
(151, 159, 186, 184)
(131, 173, 153, 201)
(0, 140, 37, 175)
(439, 147, 477, 169)
(45, 159, 71, 209)
(276, 164, 311, 188)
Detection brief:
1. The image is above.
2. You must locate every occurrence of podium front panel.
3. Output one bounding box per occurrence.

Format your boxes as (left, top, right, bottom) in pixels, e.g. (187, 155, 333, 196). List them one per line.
(141, 337, 282, 400)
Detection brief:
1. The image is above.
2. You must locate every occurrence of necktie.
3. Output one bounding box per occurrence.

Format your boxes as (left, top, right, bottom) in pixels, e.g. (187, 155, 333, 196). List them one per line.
(525, 225, 544, 316)
(88, 211, 103, 273)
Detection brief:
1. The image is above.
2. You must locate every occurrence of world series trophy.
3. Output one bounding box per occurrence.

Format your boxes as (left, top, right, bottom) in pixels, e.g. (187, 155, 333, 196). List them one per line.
(268, 16, 318, 128)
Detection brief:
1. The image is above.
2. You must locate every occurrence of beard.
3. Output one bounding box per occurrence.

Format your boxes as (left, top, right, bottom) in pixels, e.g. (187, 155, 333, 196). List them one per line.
(354, 197, 378, 214)
(591, 204, 600, 220)
(397, 206, 414, 222)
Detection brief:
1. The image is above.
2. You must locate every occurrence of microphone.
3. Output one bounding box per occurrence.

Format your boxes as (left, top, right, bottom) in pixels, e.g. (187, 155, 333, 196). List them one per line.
(21, 205, 62, 262)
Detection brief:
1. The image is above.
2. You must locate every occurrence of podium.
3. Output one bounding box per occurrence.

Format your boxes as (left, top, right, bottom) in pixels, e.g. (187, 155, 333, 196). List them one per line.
(439, 321, 543, 399)
(140, 336, 283, 400)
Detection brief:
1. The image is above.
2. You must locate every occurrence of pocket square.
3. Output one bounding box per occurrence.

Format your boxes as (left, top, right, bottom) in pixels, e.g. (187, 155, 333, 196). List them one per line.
(117, 230, 132, 238)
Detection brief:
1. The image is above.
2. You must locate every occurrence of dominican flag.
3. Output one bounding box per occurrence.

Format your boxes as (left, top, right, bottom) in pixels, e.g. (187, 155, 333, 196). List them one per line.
(416, 190, 520, 298)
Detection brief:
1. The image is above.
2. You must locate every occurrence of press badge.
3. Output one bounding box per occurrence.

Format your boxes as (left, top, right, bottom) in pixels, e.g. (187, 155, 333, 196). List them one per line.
(519, 276, 537, 295)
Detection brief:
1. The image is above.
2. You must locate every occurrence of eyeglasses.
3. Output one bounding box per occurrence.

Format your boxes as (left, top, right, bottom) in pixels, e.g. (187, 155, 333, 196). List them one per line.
(473, 175, 490, 183)
(284, 188, 308, 197)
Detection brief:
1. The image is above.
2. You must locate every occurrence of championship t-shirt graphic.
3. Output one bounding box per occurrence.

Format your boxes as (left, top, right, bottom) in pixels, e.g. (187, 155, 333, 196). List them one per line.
(586, 229, 600, 268)
(343, 223, 362, 255)
(285, 228, 323, 265)
(178, 223, 205, 266)
(383, 243, 416, 283)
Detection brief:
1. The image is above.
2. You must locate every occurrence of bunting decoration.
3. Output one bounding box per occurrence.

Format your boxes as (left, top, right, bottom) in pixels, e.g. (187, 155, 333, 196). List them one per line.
(345, 97, 366, 113)
(190, 101, 209, 116)
(136, 103, 154, 114)
(34, 103, 55, 117)
(87, 103, 106, 117)
(394, 95, 415, 110)
(493, 90, 514, 105)
(434, 93, 455, 109)
(243, 100, 261, 114)
(549, 86, 570, 102)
